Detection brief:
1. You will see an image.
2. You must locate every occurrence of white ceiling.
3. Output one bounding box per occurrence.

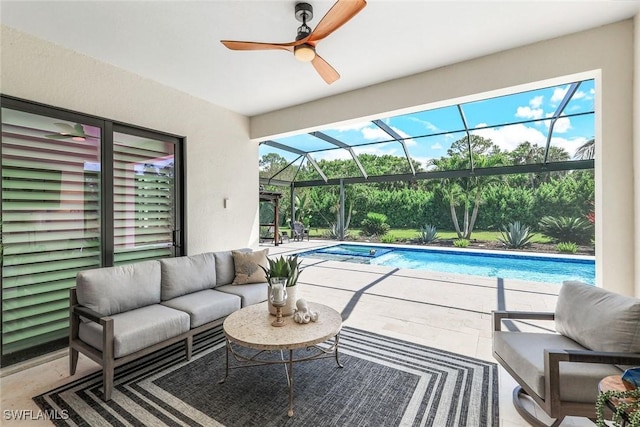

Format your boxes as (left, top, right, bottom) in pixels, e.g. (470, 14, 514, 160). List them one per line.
(2, 1, 639, 117)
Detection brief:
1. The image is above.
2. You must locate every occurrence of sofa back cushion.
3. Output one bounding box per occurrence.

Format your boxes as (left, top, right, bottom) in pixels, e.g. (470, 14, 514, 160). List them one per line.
(76, 260, 161, 316)
(555, 280, 640, 353)
(159, 253, 217, 301)
(214, 248, 252, 287)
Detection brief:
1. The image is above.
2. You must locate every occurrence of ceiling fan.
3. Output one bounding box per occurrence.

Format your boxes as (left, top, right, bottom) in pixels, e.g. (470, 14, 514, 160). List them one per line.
(220, 0, 367, 84)
(45, 123, 87, 141)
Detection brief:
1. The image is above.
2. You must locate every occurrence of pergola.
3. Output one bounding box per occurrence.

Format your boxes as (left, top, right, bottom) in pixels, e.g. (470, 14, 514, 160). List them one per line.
(259, 79, 595, 239)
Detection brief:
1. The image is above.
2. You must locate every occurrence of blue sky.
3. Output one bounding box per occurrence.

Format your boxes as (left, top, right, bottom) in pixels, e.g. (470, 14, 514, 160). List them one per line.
(261, 79, 595, 169)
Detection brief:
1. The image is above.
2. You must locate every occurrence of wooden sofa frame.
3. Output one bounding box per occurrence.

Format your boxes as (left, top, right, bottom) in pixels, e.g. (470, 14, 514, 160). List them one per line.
(69, 287, 225, 401)
(493, 310, 640, 427)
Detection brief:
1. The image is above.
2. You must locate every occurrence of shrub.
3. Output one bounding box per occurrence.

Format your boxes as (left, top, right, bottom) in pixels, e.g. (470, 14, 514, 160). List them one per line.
(418, 224, 438, 243)
(538, 216, 594, 245)
(325, 223, 351, 239)
(360, 212, 390, 237)
(497, 221, 534, 249)
(453, 239, 469, 248)
(380, 234, 396, 244)
(556, 241, 578, 254)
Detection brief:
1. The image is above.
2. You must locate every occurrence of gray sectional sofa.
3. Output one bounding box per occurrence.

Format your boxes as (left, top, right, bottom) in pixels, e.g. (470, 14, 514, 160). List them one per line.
(69, 248, 268, 401)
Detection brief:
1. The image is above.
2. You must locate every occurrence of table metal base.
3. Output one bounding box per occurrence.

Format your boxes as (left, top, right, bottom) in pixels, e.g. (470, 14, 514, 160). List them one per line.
(218, 333, 342, 417)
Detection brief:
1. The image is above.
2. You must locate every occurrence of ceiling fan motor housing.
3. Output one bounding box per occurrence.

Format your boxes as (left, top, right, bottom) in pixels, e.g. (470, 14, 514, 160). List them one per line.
(295, 2, 313, 23)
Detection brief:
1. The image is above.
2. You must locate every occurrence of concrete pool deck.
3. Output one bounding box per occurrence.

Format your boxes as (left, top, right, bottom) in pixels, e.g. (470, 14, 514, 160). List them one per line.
(269, 239, 594, 427)
(0, 239, 595, 426)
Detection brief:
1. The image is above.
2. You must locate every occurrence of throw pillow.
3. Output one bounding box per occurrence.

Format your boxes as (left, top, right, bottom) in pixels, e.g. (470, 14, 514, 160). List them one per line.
(231, 249, 269, 285)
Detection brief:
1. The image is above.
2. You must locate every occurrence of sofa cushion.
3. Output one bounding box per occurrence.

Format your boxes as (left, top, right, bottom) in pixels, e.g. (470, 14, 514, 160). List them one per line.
(493, 331, 622, 402)
(555, 281, 640, 353)
(76, 260, 161, 316)
(231, 249, 269, 285)
(79, 304, 190, 358)
(217, 283, 269, 307)
(159, 253, 216, 301)
(162, 289, 241, 328)
(213, 248, 252, 286)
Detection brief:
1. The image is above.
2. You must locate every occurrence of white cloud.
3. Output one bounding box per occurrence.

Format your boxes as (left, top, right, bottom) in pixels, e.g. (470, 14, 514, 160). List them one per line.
(472, 123, 546, 151)
(543, 113, 572, 133)
(312, 149, 352, 162)
(361, 126, 390, 141)
(411, 156, 434, 170)
(572, 90, 586, 100)
(353, 142, 400, 157)
(529, 95, 544, 108)
(550, 136, 589, 156)
(333, 121, 372, 132)
(553, 117, 572, 133)
(516, 106, 544, 120)
(431, 142, 443, 150)
(551, 86, 568, 104)
(409, 117, 439, 132)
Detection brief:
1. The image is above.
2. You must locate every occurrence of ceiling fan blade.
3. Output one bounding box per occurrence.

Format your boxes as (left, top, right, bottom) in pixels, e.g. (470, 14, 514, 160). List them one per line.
(309, 0, 367, 43)
(220, 40, 299, 52)
(311, 54, 340, 84)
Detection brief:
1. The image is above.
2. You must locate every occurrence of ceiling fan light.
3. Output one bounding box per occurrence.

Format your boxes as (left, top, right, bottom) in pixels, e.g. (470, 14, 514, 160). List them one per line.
(294, 44, 316, 62)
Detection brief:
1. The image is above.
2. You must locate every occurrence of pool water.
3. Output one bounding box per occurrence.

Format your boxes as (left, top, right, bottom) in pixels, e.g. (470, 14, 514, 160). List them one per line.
(300, 244, 595, 285)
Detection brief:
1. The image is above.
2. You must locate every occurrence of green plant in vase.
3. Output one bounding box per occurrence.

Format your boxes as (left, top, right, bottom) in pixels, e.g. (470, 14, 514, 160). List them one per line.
(260, 255, 302, 316)
(260, 255, 301, 287)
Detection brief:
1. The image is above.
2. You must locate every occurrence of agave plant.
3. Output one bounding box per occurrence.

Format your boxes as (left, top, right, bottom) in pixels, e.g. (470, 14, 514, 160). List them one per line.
(419, 224, 438, 243)
(259, 255, 301, 287)
(498, 221, 534, 249)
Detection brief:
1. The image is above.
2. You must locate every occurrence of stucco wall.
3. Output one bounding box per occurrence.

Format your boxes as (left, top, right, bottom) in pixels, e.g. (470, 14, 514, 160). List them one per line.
(635, 13, 640, 296)
(0, 25, 260, 254)
(251, 20, 637, 296)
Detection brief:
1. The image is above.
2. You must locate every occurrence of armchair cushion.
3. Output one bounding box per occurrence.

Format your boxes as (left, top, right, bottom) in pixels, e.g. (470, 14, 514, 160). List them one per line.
(555, 281, 640, 353)
(494, 331, 621, 402)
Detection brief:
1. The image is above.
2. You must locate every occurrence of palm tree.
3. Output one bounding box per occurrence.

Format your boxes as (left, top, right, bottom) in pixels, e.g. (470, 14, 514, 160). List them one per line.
(431, 150, 505, 239)
(574, 138, 595, 160)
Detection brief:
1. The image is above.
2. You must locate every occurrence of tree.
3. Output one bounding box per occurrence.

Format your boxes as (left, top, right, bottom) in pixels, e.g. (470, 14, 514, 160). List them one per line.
(430, 136, 506, 239)
(506, 142, 570, 188)
(574, 138, 595, 160)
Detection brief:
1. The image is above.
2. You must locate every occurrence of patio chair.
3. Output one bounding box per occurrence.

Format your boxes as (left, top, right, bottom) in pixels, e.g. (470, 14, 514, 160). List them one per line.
(492, 280, 640, 426)
(292, 221, 309, 241)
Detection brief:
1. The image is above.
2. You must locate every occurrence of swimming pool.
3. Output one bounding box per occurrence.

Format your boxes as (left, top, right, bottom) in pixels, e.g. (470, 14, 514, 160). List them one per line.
(299, 244, 595, 285)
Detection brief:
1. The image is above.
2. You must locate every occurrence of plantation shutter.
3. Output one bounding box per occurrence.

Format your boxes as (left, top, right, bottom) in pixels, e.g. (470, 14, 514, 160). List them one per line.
(1, 108, 101, 355)
(112, 131, 175, 265)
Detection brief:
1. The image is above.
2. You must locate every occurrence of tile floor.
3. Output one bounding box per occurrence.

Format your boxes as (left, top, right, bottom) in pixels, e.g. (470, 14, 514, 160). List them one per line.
(0, 240, 596, 426)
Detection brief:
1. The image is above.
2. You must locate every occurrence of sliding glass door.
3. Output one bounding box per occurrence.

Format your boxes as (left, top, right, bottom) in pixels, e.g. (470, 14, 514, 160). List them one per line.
(1, 107, 102, 359)
(1, 98, 184, 364)
(113, 129, 179, 265)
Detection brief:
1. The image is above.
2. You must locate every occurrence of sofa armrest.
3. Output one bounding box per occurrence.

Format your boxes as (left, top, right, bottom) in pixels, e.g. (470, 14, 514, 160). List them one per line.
(71, 305, 107, 324)
(492, 310, 555, 331)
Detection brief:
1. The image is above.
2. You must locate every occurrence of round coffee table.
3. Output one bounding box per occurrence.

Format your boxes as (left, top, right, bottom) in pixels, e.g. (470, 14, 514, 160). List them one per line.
(220, 301, 343, 417)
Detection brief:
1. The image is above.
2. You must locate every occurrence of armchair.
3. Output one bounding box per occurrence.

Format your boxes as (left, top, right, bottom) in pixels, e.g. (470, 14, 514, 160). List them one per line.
(492, 281, 640, 426)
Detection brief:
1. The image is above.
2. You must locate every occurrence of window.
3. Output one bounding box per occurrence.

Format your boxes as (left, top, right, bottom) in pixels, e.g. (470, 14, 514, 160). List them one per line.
(0, 97, 184, 365)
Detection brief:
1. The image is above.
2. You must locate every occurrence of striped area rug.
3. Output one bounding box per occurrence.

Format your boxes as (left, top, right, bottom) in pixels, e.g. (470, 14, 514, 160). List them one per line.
(34, 326, 499, 426)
